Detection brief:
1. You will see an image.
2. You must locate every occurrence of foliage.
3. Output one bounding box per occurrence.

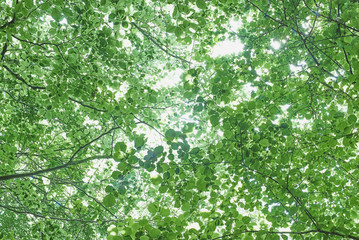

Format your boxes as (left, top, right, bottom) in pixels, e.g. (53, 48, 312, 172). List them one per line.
(1, 0, 359, 239)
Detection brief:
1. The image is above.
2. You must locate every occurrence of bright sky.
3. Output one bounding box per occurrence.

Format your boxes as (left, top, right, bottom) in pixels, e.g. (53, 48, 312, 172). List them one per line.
(211, 19, 244, 57)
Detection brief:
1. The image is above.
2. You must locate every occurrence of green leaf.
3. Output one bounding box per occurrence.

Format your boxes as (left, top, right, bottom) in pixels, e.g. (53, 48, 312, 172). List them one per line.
(327, 138, 337, 147)
(117, 162, 128, 171)
(25, 0, 34, 9)
(111, 171, 121, 179)
(190, 147, 200, 154)
(210, 114, 220, 126)
(242, 216, 251, 224)
(134, 136, 145, 149)
(259, 139, 269, 147)
(103, 194, 116, 207)
(150, 175, 162, 185)
(149, 95, 157, 103)
(113, 152, 123, 162)
(160, 208, 170, 216)
(105, 185, 115, 193)
(175, 27, 183, 38)
(115, 142, 127, 152)
(148, 203, 158, 214)
(196, 0, 206, 10)
(149, 228, 161, 238)
(165, 129, 176, 141)
(348, 114, 357, 124)
(154, 146, 164, 155)
(3, 1, 358, 238)
(51, 8, 62, 22)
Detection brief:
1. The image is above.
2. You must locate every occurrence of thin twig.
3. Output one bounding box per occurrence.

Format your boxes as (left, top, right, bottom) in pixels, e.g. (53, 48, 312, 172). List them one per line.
(131, 22, 191, 65)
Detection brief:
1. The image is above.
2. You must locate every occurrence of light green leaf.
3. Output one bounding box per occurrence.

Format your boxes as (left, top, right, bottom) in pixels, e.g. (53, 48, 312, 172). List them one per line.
(259, 139, 269, 147)
(149, 228, 161, 238)
(103, 194, 116, 207)
(115, 142, 127, 152)
(148, 203, 158, 214)
(134, 136, 145, 149)
(150, 175, 162, 185)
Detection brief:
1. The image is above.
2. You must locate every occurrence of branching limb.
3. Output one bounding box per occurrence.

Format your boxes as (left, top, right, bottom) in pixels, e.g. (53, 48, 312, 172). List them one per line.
(3, 65, 46, 90)
(0, 204, 119, 223)
(131, 22, 191, 65)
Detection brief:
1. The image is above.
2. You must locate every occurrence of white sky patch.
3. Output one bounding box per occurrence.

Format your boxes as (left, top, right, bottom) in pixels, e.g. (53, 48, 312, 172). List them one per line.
(45, 15, 53, 23)
(83, 157, 112, 183)
(150, 172, 159, 178)
(337, 104, 348, 112)
(5, 0, 12, 7)
(229, 19, 243, 31)
(272, 118, 280, 125)
(144, 128, 163, 147)
(268, 203, 281, 212)
(289, 64, 302, 73)
(289, 61, 307, 74)
(83, 116, 101, 130)
(59, 18, 68, 25)
(155, 68, 183, 89)
(256, 68, 269, 76)
(302, 16, 311, 29)
(114, 82, 128, 99)
(292, 118, 313, 130)
(271, 40, 281, 50)
(42, 177, 51, 185)
(186, 222, 200, 231)
(136, 31, 144, 41)
(180, 112, 197, 123)
(211, 39, 244, 57)
(123, 39, 132, 48)
(39, 119, 49, 125)
(242, 83, 258, 99)
(164, 4, 175, 15)
(280, 104, 290, 113)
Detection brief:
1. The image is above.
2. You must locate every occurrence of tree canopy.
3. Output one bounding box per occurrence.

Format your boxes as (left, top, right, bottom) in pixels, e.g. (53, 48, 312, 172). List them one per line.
(1, 0, 359, 239)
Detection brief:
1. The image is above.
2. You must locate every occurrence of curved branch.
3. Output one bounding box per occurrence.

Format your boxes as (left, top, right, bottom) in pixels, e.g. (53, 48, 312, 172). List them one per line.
(0, 127, 120, 181)
(0, 155, 111, 181)
(1, 42, 7, 62)
(0, 204, 120, 223)
(131, 22, 191, 65)
(3, 65, 46, 90)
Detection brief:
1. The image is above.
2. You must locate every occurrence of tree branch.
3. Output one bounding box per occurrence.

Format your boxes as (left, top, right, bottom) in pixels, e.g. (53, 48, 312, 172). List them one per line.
(131, 22, 191, 65)
(69, 97, 107, 112)
(0, 204, 119, 223)
(1, 42, 7, 62)
(0, 126, 121, 181)
(3, 64, 46, 90)
(0, 155, 111, 181)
